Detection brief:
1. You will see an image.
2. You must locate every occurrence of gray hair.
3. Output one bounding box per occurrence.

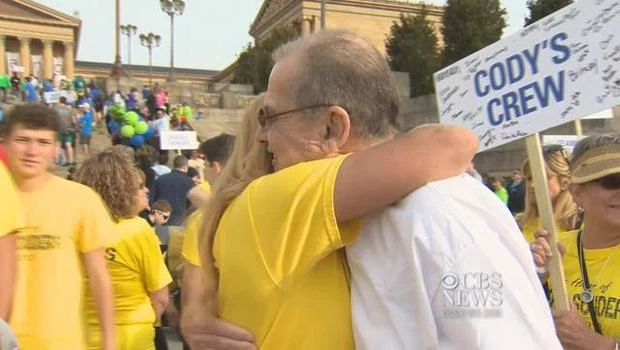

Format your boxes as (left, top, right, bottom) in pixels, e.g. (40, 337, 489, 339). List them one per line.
(272, 30, 400, 139)
(571, 134, 620, 168)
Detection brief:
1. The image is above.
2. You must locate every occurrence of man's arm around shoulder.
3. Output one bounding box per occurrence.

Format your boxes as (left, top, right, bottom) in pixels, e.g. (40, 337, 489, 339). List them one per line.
(335, 124, 478, 222)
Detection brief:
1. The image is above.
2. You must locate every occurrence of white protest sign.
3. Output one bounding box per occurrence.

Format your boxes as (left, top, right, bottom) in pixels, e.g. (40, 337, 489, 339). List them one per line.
(433, 0, 620, 152)
(582, 108, 614, 119)
(10, 65, 24, 73)
(43, 90, 68, 104)
(542, 134, 580, 154)
(160, 131, 199, 150)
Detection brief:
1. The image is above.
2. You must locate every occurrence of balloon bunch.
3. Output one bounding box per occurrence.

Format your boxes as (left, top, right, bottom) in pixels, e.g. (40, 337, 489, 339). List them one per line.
(107, 103, 155, 148)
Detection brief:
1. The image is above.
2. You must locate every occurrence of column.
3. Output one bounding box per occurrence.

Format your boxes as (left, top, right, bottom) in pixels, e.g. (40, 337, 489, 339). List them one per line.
(301, 17, 311, 36)
(63, 41, 74, 78)
(18, 37, 31, 77)
(0, 35, 6, 75)
(42, 39, 54, 79)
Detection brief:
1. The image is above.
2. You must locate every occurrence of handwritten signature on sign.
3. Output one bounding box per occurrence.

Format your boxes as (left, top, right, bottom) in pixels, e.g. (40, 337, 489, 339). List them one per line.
(582, 2, 620, 37)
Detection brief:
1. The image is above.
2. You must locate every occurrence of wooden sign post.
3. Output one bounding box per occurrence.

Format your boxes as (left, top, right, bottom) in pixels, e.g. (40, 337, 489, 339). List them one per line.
(524, 134, 570, 309)
(433, 0, 620, 311)
(574, 120, 584, 139)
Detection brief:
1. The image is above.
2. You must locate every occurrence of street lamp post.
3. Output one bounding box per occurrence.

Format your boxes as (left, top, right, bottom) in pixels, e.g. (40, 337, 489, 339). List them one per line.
(110, 0, 129, 89)
(139, 32, 161, 87)
(120, 24, 138, 64)
(321, 0, 326, 29)
(160, 0, 185, 82)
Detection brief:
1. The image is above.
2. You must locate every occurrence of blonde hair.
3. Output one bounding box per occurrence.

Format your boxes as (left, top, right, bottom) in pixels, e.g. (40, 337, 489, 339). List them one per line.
(74, 148, 142, 222)
(521, 146, 578, 231)
(199, 95, 272, 315)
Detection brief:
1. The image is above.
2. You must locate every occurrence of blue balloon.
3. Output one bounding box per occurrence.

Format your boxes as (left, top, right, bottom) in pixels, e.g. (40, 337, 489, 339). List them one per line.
(129, 134, 145, 148)
(142, 126, 155, 141)
(108, 120, 120, 133)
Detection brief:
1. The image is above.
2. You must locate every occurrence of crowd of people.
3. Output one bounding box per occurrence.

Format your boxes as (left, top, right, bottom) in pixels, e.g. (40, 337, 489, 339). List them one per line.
(1, 30, 619, 350)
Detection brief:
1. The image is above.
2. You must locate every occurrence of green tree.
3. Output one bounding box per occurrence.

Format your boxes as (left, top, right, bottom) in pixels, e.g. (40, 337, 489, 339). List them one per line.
(385, 10, 440, 97)
(524, 0, 573, 26)
(231, 43, 255, 85)
(231, 26, 298, 93)
(441, 0, 507, 67)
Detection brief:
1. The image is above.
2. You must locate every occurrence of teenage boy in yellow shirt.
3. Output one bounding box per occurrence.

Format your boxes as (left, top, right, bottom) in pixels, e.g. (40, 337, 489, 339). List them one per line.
(3, 104, 115, 350)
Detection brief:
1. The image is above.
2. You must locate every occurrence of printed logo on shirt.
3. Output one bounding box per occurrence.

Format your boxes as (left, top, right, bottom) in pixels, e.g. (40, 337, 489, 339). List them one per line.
(439, 272, 504, 319)
(17, 234, 61, 251)
(570, 277, 620, 322)
(105, 247, 117, 261)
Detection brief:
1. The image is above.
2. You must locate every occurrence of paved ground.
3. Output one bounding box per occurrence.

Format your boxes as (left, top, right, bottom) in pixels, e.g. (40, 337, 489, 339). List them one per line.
(165, 327, 184, 350)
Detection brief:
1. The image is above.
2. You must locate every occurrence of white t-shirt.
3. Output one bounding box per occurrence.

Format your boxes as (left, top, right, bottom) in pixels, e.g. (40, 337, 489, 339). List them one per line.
(151, 116, 170, 134)
(347, 174, 561, 350)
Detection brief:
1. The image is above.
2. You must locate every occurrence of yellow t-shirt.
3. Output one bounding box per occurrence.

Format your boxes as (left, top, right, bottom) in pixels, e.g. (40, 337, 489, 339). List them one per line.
(214, 155, 360, 349)
(181, 210, 202, 267)
(188, 159, 206, 182)
(0, 164, 24, 236)
(11, 176, 114, 350)
(199, 180, 212, 193)
(86, 217, 172, 349)
(521, 217, 574, 243)
(556, 230, 620, 337)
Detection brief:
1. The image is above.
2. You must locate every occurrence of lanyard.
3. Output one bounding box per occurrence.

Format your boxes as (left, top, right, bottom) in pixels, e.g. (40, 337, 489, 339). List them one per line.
(576, 229, 603, 334)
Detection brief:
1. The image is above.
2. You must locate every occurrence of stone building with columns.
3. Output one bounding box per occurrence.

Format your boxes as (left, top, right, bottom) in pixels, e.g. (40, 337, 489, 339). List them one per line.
(251, 0, 444, 49)
(0, 0, 80, 79)
(214, 0, 444, 82)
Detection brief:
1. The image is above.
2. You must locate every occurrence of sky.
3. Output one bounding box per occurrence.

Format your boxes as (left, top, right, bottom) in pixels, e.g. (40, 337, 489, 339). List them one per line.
(35, 0, 530, 71)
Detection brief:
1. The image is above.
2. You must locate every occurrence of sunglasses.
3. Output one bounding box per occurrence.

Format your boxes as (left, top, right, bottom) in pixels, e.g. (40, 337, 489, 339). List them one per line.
(593, 174, 620, 190)
(154, 210, 170, 221)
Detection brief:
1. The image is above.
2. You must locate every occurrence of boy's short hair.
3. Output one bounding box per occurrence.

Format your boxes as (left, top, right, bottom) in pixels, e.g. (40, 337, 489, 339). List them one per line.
(2, 103, 61, 137)
(151, 199, 172, 213)
(199, 133, 236, 166)
(173, 155, 188, 169)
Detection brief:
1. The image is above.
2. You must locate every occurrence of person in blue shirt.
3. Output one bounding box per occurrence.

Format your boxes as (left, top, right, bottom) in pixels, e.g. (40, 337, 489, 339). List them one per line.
(24, 77, 37, 103)
(78, 102, 94, 158)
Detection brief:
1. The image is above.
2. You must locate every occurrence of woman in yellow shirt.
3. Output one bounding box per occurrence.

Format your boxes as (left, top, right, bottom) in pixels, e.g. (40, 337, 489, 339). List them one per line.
(532, 135, 620, 349)
(75, 149, 172, 350)
(519, 144, 579, 243)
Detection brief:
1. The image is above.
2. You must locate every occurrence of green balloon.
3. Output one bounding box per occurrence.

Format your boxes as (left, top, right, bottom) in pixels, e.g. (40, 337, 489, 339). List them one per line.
(125, 112, 139, 126)
(135, 121, 148, 134)
(121, 125, 135, 138)
(112, 106, 126, 120)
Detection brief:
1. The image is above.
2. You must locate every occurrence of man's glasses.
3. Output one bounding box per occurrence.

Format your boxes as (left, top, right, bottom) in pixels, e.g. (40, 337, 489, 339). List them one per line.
(593, 174, 620, 190)
(257, 104, 332, 128)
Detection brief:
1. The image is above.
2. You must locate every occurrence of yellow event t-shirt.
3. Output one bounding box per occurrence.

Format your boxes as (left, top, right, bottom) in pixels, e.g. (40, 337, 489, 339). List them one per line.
(11, 176, 114, 350)
(0, 164, 24, 236)
(181, 210, 202, 267)
(557, 230, 620, 337)
(214, 155, 360, 350)
(521, 217, 575, 243)
(86, 217, 172, 349)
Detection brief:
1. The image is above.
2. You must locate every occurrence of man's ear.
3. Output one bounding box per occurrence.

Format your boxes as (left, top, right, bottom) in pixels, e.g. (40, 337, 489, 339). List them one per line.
(323, 105, 350, 152)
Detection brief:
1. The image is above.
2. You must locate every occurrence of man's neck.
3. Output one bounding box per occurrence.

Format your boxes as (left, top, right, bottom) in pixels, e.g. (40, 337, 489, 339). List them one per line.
(582, 215, 620, 249)
(342, 135, 391, 153)
(15, 172, 53, 193)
